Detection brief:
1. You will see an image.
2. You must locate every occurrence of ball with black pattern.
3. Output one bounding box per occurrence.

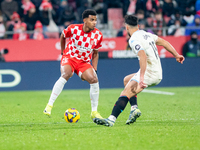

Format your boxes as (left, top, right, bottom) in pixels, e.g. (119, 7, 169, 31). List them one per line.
(64, 108, 80, 123)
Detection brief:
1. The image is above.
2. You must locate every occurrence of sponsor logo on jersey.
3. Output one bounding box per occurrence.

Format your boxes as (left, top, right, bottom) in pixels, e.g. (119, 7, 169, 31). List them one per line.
(135, 44, 141, 50)
(90, 39, 94, 45)
(143, 34, 150, 40)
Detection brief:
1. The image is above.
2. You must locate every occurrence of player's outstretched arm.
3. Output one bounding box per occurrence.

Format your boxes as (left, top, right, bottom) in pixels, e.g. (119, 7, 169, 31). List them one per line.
(92, 50, 98, 72)
(156, 37, 185, 64)
(60, 33, 66, 55)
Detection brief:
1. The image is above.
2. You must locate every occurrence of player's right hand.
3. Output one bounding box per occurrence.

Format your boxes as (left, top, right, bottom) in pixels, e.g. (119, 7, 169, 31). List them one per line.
(176, 55, 185, 64)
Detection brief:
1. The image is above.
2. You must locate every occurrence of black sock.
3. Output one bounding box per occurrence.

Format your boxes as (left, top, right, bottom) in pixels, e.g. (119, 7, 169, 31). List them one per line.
(129, 95, 137, 106)
(111, 96, 129, 119)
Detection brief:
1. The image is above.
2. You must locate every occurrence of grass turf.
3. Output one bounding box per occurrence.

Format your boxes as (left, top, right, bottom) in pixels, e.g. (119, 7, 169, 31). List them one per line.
(0, 87, 200, 150)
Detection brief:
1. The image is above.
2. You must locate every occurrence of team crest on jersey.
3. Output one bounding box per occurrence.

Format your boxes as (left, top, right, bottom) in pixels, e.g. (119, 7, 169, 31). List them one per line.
(62, 57, 68, 64)
(135, 44, 141, 50)
(90, 39, 94, 45)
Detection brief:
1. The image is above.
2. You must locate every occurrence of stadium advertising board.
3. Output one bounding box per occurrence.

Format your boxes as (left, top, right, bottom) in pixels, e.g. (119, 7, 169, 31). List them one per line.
(0, 36, 187, 62)
(0, 58, 200, 91)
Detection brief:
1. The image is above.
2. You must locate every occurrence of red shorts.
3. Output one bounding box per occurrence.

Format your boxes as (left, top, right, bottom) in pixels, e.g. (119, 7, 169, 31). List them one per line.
(61, 55, 93, 77)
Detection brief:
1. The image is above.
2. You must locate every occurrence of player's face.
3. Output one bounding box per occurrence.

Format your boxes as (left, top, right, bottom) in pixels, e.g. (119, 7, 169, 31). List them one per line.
(125, 24, 131, 37)
(85, 15, 97, 30)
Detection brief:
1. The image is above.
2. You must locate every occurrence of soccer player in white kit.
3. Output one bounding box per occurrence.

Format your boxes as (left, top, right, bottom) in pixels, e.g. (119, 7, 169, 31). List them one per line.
(94, 15, 185, 127)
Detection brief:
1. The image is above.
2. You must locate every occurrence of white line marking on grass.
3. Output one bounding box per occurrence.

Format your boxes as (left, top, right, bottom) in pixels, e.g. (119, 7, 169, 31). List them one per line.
(0, 118, 196, 127)
(0, 121, 93, 127)
(143, 89, 175, 95)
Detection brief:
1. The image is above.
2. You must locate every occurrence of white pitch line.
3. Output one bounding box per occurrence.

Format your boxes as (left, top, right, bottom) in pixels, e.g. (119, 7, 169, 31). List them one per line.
(142, 89, 175, 95)
(0, 118, 196, 127)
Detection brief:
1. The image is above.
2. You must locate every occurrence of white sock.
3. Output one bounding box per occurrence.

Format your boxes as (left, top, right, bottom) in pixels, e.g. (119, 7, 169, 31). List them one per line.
(90, 82, 99, 112)
(108, 115, 116, 122)
(131, 105, 138, 111)
(48, 77, 67, 106)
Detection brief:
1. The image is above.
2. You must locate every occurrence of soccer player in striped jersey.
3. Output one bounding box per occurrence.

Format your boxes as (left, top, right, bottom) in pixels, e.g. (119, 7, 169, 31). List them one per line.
(44, 9, 103, 122)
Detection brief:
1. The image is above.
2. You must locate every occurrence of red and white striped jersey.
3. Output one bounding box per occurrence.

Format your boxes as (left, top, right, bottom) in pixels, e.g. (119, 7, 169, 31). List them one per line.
(62, 24, 103, 62)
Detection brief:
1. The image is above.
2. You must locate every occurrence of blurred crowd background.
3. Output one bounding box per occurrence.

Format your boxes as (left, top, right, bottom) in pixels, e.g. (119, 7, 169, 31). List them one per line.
(0, 0, 199, 40)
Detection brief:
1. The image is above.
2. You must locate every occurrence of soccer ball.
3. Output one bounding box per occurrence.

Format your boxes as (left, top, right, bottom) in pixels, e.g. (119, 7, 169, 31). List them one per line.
(64, 108, 80, 123)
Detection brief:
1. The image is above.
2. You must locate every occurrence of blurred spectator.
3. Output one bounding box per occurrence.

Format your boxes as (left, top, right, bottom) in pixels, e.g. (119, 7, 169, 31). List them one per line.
(31, 0, 43, 8)
(39, 0, 53, 10)
(162, 0, 177, 17)
(92, 0, 104, 14)
(136, 9, 149, 27)
(69, 0, 77, 10)
(7, 12, 21, 39)
(196, 0, 200, 15)
(0, 15, 6, 39)
(30, 20, 48, 40)
(135, 0, 159, 17)
(121, 0, 130, 16)
(57, 4, 77, 29)
(1, 0, 18, 21)
(185, 14, 200, 36)
(182, 31, 200, 57)
(76, 0, 91, 23)
(50, 0, 60, 14)
(175, 0, 196, 16)
(102, 0, 123, 24)
(183, 10, 195, 25)
(167, 20, 185, 36)
(21, 0, 36, 15)
(139, 20, 153, 33)
(57, 0, 68, 15)
(15, 0, 24, 18)
(167, 10, 187, 27)
(151, 11, 166, 36)
(13, 22, 29, 40)
(38, 0, 56, 31)
(127, 0, 137, 15)
(24, 3, 39, 30)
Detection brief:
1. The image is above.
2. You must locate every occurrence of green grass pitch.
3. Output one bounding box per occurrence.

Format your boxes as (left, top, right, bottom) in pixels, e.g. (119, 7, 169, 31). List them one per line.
(0, 87, 200, 150)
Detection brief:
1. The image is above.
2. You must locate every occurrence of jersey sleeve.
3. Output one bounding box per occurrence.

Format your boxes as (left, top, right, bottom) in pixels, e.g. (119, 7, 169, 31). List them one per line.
(62, 25, 72, 38)
(148, 32, 158, 42)
(129, 39, 144, 55)
(94, 34, 103, 50)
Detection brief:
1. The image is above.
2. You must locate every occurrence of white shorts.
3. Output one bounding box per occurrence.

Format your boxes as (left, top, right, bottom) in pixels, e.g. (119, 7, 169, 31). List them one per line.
(130, 69, 162, 87)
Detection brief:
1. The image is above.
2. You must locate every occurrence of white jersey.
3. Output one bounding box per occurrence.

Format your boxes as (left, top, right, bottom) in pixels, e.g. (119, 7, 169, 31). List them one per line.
(129, 30, 162, 80)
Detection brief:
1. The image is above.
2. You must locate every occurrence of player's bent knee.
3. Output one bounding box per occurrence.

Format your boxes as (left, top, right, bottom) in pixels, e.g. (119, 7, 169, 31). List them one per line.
(123, 77, 129, 87)
(62, 72, 73, 80)
(87, 76, 98, 84)
(90, 77, 98, 84)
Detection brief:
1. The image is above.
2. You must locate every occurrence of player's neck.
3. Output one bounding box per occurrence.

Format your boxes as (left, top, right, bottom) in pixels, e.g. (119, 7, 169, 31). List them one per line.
(130, 28, 139, 36)
(82, 24, 92, 33)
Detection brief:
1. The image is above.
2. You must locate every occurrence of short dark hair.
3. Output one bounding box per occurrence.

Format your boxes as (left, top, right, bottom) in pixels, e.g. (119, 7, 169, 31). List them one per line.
(190, 31, 197, 36)
(82, 9, 97, 19)
(124, 15, 138, 26)
(136, 9, 144, 15)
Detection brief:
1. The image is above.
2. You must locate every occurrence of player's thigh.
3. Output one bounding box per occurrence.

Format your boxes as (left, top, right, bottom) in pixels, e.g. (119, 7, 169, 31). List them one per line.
(60, 65, 73, 80)
(124, 73, 136, 87)
(81, 67, 98, 84)
(121, 80, 143, 98)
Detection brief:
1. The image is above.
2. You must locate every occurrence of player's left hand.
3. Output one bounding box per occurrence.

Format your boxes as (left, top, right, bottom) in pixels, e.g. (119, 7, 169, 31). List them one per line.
(139, 81, 147, 89)
(176, 55, 185, 64)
